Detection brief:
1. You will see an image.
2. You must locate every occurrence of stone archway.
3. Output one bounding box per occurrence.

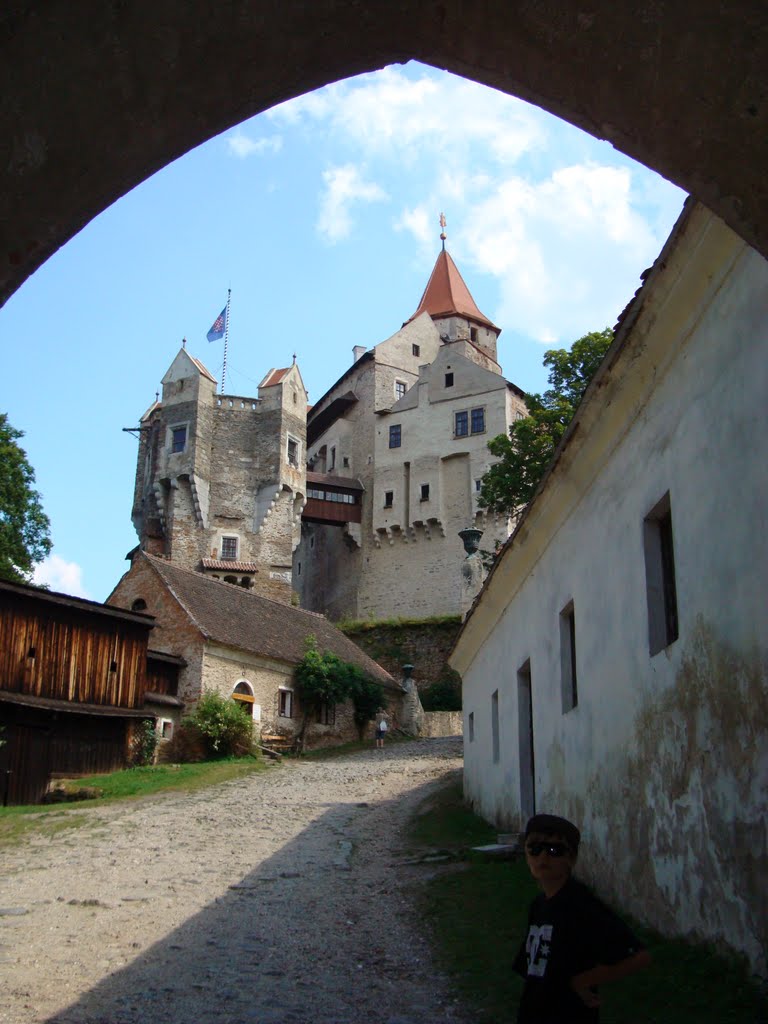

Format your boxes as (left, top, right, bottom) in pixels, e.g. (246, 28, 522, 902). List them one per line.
(2, 2, 767, 306)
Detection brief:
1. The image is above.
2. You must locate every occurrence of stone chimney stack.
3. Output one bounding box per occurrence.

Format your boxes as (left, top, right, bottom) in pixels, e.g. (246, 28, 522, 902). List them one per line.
(353, 345, 367, 363)
(398, 663, 425, 736)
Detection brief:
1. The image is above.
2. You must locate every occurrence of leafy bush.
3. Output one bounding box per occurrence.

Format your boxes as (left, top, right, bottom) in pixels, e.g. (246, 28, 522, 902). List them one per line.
(129, 719, 158, 767)
(181, 690, 254, 759)
(421, 677, 462, 712)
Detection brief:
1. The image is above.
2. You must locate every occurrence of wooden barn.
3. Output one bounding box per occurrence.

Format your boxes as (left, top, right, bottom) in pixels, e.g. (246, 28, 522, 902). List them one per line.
(0, 579, 165, 805)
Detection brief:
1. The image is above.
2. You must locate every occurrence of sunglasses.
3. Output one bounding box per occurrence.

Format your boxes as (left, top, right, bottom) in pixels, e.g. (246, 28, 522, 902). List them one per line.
(525, 841, 571, 858)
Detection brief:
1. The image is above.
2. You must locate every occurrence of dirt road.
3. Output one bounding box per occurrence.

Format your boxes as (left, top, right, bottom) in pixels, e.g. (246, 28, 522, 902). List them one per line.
(1, 737, 472, 1024)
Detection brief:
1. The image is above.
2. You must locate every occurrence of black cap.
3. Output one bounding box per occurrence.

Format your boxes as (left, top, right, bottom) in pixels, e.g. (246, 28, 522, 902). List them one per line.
(524, 814, 581, 852)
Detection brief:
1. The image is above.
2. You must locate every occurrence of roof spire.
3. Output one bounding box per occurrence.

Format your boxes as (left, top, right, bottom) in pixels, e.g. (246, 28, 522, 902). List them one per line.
(439, 211, 447, 251)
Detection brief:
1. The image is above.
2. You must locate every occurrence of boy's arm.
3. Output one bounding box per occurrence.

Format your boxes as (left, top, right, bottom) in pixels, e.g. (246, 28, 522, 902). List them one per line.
(570, 948, 652, 997)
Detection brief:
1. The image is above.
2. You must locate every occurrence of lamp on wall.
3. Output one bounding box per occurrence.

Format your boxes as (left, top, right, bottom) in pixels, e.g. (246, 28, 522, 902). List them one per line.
(458, 527, 483, 556)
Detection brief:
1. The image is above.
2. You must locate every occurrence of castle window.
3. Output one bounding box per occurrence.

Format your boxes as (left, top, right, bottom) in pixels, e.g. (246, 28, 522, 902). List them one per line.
(454, 411, 468, 437)
(445, 372, 454, 387)
(317, 701, 336, 725)
(420, 483, 430, 502)
(330, 446, 336, 471)
(644, 492, 679, 655)
(412, 344, 420, 357)
(471, 407, 485, 434)
(475, 478, 482, 493)
(287, 436, 300, 467)
(389, 424, 401, 448)
(384, 491, 393, 508)
(221, 536, 239, 561)
(395, 380, 407, 400)
(470, 326, 478, 343)
(560, 601, 578, 713)
(343, 456, 350, 468)
(171, 426, 187, 453)
(131, 598, 147, 612)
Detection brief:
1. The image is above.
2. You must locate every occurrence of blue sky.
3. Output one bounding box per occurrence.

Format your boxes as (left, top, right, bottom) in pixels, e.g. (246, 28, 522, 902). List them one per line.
(1, 62, 685, 602)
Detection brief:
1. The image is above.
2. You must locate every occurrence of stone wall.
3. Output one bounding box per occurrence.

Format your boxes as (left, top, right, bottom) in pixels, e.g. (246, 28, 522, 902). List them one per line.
(421, 711, 463, 737)
(341, 618, 462, 692)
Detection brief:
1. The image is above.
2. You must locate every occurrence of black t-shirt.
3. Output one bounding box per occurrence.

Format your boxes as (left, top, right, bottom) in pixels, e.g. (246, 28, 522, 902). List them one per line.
(514, 877, 644, 1024)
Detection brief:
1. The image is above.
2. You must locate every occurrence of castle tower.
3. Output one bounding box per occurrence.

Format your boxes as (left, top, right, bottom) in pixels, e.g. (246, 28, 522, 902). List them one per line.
(405, 247, 501, 368)
(131, 347, 307, 604)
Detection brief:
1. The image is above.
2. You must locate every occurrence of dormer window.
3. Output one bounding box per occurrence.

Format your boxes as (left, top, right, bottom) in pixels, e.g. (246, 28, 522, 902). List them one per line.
(221, 536, 239, 561)
(171, 426, 187, 453)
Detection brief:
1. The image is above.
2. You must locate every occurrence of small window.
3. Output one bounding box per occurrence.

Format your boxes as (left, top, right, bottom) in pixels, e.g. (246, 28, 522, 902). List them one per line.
(161, 720, 174, 740)
(412, 344, 420, 357)
(644, 492, 679, 655)
(389, 424, 402, 448)
(221, 536, 239, 561)
(317, 701, 336, 725)
(475, 478, 482, 493)
(384, 490, 394, 508)
(491, 689, 500, 763)
(278, 688, 294, 718)
(454, 411, 468, 437)
(468, 711, 475, 743)
(420, 483, 430, 502)
(560, 601, 578, 713)
(171, 426, 187, 453)
(445, 372, 454, 387)
(395, 381, 407, 400)
(470, 326, 478, 343)
(343, 455, 350, 468)
(287, 437, 299, 467)
(471, 407, 485, 434)
(131, 598, 147, 612)
(297, 562, 301, 576)
(330, 446, 336, 471)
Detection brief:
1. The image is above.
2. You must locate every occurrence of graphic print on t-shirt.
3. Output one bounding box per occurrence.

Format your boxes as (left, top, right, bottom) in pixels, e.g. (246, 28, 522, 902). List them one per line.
(525, 924, 553, 977)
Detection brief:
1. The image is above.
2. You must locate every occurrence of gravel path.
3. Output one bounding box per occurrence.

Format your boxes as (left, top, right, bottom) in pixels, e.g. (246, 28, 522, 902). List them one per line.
(0, 737, 472, 1024)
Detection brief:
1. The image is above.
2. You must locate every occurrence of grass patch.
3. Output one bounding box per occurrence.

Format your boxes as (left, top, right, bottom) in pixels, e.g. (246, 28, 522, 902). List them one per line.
(410, 780, 768, 1024)
(337, 613, 462, 633)
(0, 757, 265, 848)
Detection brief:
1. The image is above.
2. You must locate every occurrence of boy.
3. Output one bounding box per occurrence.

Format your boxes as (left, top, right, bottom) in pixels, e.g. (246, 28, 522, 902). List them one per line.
(514, 813, 651, 1023)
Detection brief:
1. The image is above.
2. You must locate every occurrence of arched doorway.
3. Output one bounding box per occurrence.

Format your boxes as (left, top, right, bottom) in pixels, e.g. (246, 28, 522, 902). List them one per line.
(1, 3, 767, 306)
(232, 680, 257, 720)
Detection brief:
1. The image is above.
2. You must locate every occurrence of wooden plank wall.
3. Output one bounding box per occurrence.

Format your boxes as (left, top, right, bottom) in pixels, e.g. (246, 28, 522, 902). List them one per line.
(0, 597, 149, 709)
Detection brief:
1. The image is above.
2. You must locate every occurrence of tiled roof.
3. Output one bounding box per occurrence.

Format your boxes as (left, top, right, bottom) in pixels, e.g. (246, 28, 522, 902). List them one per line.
(306, 471, 364, 491)
(407, 250, 498, 331)
(259, 367, 291, 387)
(188, 355, 217, 383)
(201, 558, 261, 572)
(139, 554, 398, 689)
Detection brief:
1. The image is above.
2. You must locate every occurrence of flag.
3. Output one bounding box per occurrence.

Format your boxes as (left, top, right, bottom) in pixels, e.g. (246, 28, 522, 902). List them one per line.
(206, 305, 227, 342)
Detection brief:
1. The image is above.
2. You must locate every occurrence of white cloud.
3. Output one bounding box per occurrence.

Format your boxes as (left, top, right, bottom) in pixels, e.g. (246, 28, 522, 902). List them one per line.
(269, 66, 545, 167)
(227, 132, 283, 159)
(317, 165, 388, 244)
(33, 554, 92, 600)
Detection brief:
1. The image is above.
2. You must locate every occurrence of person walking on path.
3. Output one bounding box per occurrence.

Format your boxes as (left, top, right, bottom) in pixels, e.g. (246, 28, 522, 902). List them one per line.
(375, 716, 388, 748)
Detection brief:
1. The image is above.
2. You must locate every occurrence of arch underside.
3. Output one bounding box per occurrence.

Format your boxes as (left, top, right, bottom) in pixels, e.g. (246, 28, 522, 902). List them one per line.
(2, 1, 766, 305)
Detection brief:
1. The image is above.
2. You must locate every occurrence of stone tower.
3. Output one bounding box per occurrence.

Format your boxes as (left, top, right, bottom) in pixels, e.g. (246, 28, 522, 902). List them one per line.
(131, 346, 307, 604)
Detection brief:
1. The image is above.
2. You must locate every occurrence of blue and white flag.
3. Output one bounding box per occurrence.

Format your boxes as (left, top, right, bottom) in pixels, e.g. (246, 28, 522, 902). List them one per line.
(206, 305, 227, 342)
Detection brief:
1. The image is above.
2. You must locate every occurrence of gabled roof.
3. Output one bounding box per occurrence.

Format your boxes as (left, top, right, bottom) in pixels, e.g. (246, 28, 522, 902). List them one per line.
(407, 250, 498, 331)
(259, 367, 291, 387)
(189, 354, 217, 383)
(133, 553, 398, 689)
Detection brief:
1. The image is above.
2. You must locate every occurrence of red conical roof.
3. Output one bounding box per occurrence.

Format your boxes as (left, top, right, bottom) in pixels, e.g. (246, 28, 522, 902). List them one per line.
(407, 250, 498, 331)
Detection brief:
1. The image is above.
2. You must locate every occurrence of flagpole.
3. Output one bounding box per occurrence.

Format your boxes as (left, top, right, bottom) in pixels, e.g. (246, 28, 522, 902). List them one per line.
(221, 288, 231, 395)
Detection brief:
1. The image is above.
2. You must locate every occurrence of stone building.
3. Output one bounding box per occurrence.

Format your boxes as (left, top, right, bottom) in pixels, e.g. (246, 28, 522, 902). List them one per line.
(109, 551, 403, 749)
(130, 346, 307, 605)
(293, 245, 527, 621)
(450, 202, 768, 971)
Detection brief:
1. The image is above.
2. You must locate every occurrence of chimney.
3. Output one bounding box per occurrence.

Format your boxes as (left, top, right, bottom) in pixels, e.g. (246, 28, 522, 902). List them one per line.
(353, 345, 366, 363)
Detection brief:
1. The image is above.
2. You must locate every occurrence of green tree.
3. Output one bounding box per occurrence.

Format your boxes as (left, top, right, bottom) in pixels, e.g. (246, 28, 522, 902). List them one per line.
(479, 329, 613, 519)
(0, 414, 52, 583)
(294, 637, 384, 741)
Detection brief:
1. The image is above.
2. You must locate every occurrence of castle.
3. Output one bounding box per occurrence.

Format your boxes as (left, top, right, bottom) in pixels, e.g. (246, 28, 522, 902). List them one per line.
(129, 241, 527, 621)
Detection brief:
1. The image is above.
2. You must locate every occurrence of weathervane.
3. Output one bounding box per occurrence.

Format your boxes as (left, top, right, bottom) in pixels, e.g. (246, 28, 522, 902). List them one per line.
(439, 212, 447, 251)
